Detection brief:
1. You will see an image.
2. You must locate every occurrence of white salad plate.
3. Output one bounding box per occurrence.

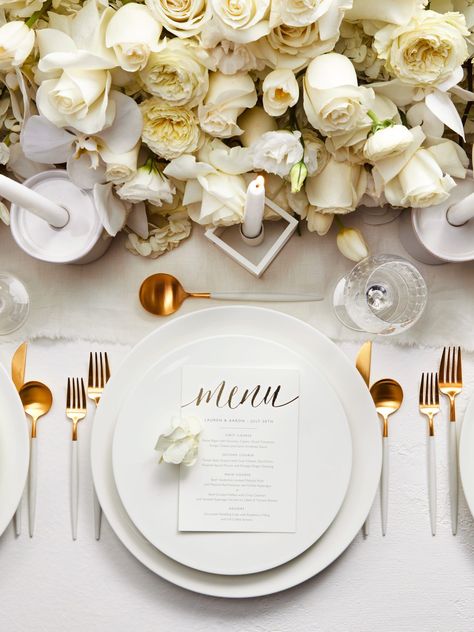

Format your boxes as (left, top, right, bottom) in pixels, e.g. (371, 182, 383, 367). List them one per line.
(0, 362, 29, 536)
(91, 306, 381, 598)
(112, 334, 352, 575)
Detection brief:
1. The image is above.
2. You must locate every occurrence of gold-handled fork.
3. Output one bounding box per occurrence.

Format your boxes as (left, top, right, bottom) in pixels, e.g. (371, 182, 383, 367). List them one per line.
(66, 377, 87, 541)
(419, 372, 440, 536)
(439, 346, 463, 535)
(87, 352, 111, 540)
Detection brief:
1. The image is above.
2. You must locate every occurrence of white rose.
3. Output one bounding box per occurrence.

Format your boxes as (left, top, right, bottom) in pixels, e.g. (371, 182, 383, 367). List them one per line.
(0, 22, 34, 71)
(238, 105, 278, 147)
(201, 24, 265, 74)
(384, 148, 456, 208)
(303, 53, 374, 137)
(117, 163, 176, 205)
(374, 10, 469, 87)
(140, 98, 201, 159)
(198, 138, 254, 174)
(102, 145, 139, 184)
(270, 0, 351, 27)
(140, 38, 208, 107)
(302, 129, 329, 176)
(306, 157, 367, 214)
(364, 125, 414, 162)
(105, 3, 162, 72)
(186, 171, 247, 226)
(345, 0, 419, 24)
(155, 416, 201, 466)
(209, 0, 271, 43)
(198, 71, 257, 138)
(145, 0, 212, 37)
(262, 68, 299, 117)
(251, 130, 304, 177)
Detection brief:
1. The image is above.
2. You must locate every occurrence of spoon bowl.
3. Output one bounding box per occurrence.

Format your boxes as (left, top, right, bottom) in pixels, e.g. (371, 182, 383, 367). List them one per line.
(139, 273, 209, 316)
(370, 378, 403, 436)
(19, 380, 53, 437)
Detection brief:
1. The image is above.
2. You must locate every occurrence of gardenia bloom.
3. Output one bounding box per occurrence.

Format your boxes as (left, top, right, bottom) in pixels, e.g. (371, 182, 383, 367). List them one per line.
(337, 226, 369, 262)
(145, 0, 212, 38)
(140, 38, 209, 107)
(140, 98, 201, 160)
(209, 0, 271, 43)
(262, 68, 299, 117)
(155, 416, 201, 466)
(105, 3, 162, 72)
(363, 125, 414, 162)
(0, 22, 34, 71)
(374, 10, 470, 87)
(117, 163, 176, 206)
(251, 130, 304, 177)
(198, 71, 257, 138)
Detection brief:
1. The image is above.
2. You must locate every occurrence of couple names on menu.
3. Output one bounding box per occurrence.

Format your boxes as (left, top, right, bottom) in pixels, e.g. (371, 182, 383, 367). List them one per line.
(178, 367, 300, 533)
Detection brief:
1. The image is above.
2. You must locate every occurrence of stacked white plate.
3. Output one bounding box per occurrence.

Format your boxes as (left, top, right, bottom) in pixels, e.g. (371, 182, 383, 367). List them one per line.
(91, 306, 381, 598)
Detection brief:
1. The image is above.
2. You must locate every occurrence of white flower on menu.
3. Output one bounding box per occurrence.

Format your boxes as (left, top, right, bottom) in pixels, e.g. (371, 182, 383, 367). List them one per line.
(117, 161, 176, 206)
(155, 416, 201, 466)
(198, 71, 257, 138)
(303, 53, 374, 137)
(140, 38, 209, 107)
(251, 130, 304, 178)
(145, 0, 212, 38)
(384, 148, 456, 208)
(0, 22, 34, 71)
(262, 68, 299, 117)
(105, 3, 162, 72)
(364, 125, 414, 162)
(374, 10, 469, 87)
(208, 0, 271, 43)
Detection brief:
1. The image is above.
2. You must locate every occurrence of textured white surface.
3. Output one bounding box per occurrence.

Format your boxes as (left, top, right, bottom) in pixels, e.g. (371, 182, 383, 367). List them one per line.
(1, 339, 474, 631)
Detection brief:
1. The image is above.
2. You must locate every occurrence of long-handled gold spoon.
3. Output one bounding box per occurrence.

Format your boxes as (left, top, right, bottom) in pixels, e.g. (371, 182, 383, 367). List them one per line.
(19, 381, 53, 537)
(139, 273, 322, 317)
(370, 379, 403, 537)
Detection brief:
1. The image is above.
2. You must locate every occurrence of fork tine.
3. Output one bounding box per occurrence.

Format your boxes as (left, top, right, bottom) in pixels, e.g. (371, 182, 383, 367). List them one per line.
(457, 347, 462, 384)
(80, 378, 86, 409)
(435, 373, 439, 405)
(428, 372, 433, 405)
(449, 346, 455, 383)
(88, 352, 93, 388)
(67, 377, 71, 408)
(420, 373, 425, 405)
(104, 352, 111, 383)
(440, 348, 446, 383)
(100, 352, 105, 388)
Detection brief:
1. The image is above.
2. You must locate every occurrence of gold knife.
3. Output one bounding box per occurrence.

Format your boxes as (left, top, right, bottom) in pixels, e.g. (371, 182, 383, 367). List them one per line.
(356, 341, 372, 537)
(11, 341, 27, 536)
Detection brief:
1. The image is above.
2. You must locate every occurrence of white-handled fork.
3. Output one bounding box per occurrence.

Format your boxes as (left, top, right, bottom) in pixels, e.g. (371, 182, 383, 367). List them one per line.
(66, 378, 87, 541)
(419, 372, 440, 536)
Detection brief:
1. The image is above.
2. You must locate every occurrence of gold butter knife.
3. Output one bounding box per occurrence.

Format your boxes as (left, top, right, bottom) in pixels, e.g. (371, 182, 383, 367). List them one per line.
(356, 341, 372, 537)
(11, 341, 27, 536)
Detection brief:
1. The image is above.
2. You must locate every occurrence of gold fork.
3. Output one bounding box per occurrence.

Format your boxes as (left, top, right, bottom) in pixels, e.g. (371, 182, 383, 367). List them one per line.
(87, 352, 111, 540)
(419, 372, 440, 536)
(439, 346, 462, 535)
(66, 377, 87, 540)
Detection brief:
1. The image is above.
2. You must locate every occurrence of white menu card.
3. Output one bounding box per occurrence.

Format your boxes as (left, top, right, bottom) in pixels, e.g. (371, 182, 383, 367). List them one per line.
(178, 366, 300, 533)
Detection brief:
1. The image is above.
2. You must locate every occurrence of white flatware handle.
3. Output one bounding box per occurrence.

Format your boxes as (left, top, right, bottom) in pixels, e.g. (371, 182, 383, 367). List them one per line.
(428, 435, 437, 536)
(448, 422, 458, 535)
(210, 292, 322, 302)
(28, 437, 37, 538)
(93, 488, 102, 541)
(381, 436, 389, 536)
(71, 441, 79, 540)
(13, 490, 24, 536)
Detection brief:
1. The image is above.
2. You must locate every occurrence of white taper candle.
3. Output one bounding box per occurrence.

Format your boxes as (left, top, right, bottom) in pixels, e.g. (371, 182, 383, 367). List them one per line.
(242, 175, 265, 239)
(0, 174, 69, 228)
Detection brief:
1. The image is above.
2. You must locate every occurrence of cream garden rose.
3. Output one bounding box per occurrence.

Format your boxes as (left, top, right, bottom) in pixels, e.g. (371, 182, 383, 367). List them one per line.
(262, 68, 299, 117)
(209, 0, 271, 43)
(145, 0, 212, 37)
(140, 98, 201, 159)
(0, 22, 34, 71)
(140, 38, 208, 107)
(374, 10, 470, 87)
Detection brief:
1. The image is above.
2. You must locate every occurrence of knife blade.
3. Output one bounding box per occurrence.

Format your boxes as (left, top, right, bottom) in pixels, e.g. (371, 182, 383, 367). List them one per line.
(11, 342, 27, 392)
(356, 341, 372, 537)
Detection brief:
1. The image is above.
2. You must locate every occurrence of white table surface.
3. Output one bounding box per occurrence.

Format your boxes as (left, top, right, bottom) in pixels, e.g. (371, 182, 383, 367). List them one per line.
(1, 338, 474, 632)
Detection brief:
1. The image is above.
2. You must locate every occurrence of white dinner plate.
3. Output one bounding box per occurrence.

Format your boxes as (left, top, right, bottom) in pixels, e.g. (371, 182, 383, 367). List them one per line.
(92, 306, 381, 598)
(459, 394, 474, 516)
(0, 362, 29, 536)
(112, 334, 352, 575)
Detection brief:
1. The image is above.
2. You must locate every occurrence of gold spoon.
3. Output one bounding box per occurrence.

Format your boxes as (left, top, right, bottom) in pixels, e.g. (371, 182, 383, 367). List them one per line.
(19, 380, 53, 537)
(370, 378, 403, 537)
(139, 273, 322, 316)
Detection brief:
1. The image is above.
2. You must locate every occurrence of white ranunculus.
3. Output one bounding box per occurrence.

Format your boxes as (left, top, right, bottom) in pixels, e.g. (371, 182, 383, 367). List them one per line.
(155, 416, 201, 466)
(384, 148, 456, 208)
(105, 3, 162, 72)
(209, 0, 271, 43)
(345, 0, 418, 24)
(140, 38, 208, 107)
(303, 52, 374, 136)
(145, 0, 212, 37)
(251, 130, 304, 177)
(0, 22, 34, 71)
(374, 10, 469, 87)
(262, 68, 299, 117)
(140, 97, 201, 160)
(306, 157, 367, 214)
(198, 71, 257, 138)
(363, 125, 414, 162)
(302, 129, 329, 176)
(336, 226, 369, 262)
(270, 0, 351, 28)
(238, 105, 278, 147)
(117, 163, 175, 206)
